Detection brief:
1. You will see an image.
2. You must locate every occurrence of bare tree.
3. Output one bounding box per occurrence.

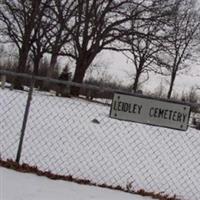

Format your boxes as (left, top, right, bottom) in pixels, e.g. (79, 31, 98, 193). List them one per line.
(58, 0, 145, 96)
(0, 0, 51, 88)
(46, 0, 77, 79)
(29, 2, 58, 76)
(157, 0, 200, 99)
(120, 0, 175, 92)
(30, 27, 51, 76)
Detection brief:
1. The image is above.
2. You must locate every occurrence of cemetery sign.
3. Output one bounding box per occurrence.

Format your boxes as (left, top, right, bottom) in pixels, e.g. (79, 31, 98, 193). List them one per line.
(110, 93, 191, 131)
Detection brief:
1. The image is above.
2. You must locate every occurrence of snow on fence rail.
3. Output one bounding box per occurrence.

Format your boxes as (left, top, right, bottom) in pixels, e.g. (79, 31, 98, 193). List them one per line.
(0, 70, 200, 200)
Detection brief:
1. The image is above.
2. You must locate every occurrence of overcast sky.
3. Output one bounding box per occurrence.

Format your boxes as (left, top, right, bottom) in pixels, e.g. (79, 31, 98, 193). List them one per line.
(91, 48, 200, 96)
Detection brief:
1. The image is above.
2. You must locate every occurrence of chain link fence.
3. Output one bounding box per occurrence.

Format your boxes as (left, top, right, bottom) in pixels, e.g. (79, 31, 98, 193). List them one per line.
(0, 70, 200, 200)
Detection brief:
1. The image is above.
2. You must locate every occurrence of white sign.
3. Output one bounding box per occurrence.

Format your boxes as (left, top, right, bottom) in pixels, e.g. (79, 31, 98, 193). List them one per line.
(110, 93, 191, 131)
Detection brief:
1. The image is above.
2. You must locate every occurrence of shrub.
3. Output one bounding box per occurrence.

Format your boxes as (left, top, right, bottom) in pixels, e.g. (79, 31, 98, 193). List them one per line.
(181, 87, 200, 113)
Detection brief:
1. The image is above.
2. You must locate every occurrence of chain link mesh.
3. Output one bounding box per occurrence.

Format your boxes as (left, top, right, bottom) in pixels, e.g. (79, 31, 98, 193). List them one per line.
(0, 75, 200, 200)
(0, 89, 27, 160)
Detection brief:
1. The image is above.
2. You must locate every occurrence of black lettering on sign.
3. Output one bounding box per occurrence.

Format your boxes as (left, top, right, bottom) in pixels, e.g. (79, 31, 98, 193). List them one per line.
(137, 105, 142, 114)
(172, 111, 178, 121)
(113, 101, 118, 111)
(168, 110, 173, 120)
(177, 112, 182, 122)
(122, 103, 129, 112)
(118, 102, 123, 111)
(149, 107, 154, 117)
(163, 110, 169, 119)
(158, 109, 164, 118)
(113, 101, 142, 115)
(182, 114, 187, 123)
(149, 107, 188, 123)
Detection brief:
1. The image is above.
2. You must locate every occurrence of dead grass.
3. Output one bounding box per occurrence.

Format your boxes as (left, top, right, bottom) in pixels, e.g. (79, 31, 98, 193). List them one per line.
(0, 159, 181, 200)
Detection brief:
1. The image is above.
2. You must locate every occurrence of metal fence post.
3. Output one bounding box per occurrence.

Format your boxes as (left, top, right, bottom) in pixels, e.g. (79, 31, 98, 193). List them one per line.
(1, 74, 6, 89)
(16, 77, 35, 163)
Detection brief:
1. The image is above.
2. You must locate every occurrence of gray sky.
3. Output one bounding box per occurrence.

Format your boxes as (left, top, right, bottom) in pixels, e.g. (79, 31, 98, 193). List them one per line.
(93, 49, 200, 96)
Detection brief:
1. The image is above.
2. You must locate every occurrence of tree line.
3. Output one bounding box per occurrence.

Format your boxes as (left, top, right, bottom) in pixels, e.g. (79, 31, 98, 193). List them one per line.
(0, 0, 199, 97)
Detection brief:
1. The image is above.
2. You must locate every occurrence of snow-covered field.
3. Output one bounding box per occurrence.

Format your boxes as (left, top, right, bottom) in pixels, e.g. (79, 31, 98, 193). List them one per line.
(0, 88, 200, 200)
(0, 167, 152, 200)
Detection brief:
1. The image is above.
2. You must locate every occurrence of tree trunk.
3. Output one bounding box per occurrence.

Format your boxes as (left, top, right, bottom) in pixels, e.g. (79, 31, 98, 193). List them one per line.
(71, 63, 87, 96)
(42, 52, 58, 91)
(33, 56, 41, 76)
(47, 32, 62, 78)
(13, 45, 30, 90)
(71, 50, 98, 96)
(167, 73, 176, 99)
(17, 49, 29, 73)
(132, 70, 141, 93)
(13, 1, 41, 90)
(48, 53, 58, 77)
(33, 56, 41, 88)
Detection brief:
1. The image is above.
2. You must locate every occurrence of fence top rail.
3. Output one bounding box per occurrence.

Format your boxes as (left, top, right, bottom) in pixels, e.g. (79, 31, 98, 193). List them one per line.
(0, 69, 200, 109)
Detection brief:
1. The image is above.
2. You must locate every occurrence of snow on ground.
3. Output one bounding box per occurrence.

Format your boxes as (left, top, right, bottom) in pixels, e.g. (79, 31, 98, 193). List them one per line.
(0, 88, 200, 200)
(0, 167, 152, 200)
